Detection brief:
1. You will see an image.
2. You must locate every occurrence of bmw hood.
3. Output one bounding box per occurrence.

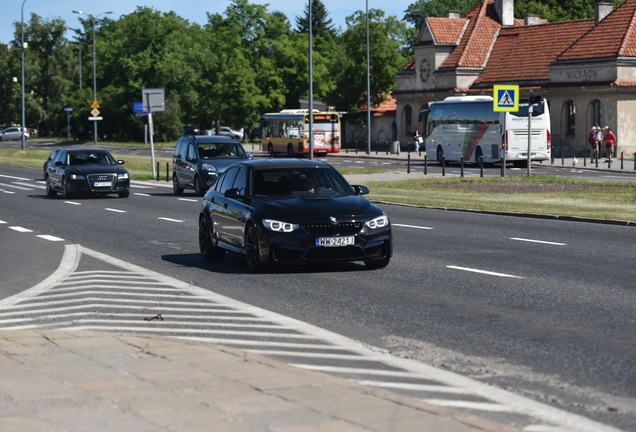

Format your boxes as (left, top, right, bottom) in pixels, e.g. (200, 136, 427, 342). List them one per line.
(255, 195, 383, 222)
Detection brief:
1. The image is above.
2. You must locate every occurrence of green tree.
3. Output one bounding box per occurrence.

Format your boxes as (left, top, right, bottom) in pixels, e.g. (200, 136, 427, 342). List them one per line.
(327, 9, 409, 116)
(8, 14, 74, 138)
(295, 0, 336, 37)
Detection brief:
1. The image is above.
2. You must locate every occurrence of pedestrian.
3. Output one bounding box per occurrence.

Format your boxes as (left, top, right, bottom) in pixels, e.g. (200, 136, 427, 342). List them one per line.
(603, 126, 616, 161)
(588, 126, 599, 163)
(412, 128, 423, 153)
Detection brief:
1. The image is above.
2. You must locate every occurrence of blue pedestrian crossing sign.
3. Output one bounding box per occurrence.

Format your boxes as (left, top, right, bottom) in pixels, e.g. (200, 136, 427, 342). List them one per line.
(493, 84, 519, 112)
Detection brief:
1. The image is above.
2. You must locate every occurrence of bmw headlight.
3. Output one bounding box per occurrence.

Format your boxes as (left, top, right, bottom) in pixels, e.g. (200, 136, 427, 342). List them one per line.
(263, 219, 299, 233)
(365, 215, 389, 230)
(118, 172, 129, 180)
(70, 174, 86, 180)
(202, 163, 217, 172)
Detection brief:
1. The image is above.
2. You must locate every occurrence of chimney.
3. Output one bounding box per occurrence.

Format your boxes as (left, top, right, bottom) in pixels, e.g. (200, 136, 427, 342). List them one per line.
(595, 2, 613, 24)
(525, 14, 541, 25)
(496, 0, 514, 27)
(447, 10, 460, 19)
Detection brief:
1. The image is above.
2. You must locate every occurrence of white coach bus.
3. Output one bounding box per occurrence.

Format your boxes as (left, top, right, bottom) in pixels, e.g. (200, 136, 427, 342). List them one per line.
(419, 95, 551, 166)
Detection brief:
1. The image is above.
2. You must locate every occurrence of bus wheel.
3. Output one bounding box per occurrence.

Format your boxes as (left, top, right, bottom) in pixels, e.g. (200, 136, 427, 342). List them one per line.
(436, 146, 444, 163)
(287, 144, 294, 157)
(268, 143, 274, 157)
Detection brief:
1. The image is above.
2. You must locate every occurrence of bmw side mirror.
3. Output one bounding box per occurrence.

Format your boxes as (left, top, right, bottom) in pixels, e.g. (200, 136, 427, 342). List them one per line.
(117, 160, 125, 165)
(352, 185, 369, 195)
(248, 153, 254, 160)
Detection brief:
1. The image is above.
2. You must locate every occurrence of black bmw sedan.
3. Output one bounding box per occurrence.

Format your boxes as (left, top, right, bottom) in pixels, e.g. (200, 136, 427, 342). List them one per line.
(199, 159, 392, 271)
(45, 148, 130, 198)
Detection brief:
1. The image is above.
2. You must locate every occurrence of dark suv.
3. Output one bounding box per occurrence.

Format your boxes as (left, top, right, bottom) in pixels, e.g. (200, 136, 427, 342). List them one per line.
(172, 134, 250, 196)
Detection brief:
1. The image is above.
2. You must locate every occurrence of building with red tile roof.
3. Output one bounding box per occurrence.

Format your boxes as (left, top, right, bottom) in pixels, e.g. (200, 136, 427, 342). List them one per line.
(392, 0, 636, 158)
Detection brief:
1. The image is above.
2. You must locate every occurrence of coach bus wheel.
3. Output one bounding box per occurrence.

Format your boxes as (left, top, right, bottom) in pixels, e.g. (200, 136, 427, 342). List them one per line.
(436, 146, 444, 163)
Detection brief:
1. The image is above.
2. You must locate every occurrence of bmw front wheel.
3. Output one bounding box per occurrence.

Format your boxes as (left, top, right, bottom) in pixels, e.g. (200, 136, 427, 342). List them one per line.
(245, 224, 265, 272)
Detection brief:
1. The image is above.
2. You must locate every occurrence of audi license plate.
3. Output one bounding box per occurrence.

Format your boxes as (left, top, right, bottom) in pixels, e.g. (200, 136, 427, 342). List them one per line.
(316, 236, 355, 247)
(93, 181, 112, 187)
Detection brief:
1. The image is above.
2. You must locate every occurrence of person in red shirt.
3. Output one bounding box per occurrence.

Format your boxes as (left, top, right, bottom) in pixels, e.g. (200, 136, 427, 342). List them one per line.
(603, 126, 616, 161)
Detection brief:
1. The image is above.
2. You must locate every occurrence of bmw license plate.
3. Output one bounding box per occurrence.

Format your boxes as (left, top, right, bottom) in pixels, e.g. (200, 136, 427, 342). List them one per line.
(93, 181, 112, 187)
(316, 236, 355, 247)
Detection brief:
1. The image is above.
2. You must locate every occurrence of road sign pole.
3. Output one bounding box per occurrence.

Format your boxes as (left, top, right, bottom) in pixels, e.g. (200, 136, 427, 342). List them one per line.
(527, 104, 533, 176)
(148, 111, 156, 179)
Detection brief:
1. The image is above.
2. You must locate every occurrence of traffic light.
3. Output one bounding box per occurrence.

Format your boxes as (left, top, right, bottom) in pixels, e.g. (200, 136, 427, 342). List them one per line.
(528, 91, 543, 105)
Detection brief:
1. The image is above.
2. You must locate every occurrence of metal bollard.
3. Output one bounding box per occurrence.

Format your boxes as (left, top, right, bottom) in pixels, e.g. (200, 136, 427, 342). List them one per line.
(480, 156, 484, 177)
(424, 155, 428, 175)
(407, 154, 411, 174)
(156, 162, 160, 181)
(460, 156, 464, 178)
(500, 156, 504, 177)
(442, 155, 446, 176)
(620, 152, 624, 170)
(166, 162, 170, 182)
(561, 153, 564, 165)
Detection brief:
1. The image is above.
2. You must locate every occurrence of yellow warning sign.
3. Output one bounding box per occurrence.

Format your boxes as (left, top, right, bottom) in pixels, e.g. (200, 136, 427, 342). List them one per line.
(91, 99, 100, 109)
(493, 84, 519, 112)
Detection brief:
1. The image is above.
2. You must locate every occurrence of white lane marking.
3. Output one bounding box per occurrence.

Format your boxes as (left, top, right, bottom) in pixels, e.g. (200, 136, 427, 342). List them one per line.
(9, 226, 33, 233)
(0, 245, 620, 432)
(0, 220, 6, 224)
(129, 183, 155, 189)
(393, 223, 433, 230)
(511, 238, 566, 246)
(1, 190, 16, 194)
(131, 180, 173, 189)
(134, 192, 151, 197)
(158, 217, 184, 223)
(37, 235, 64, 242)
(14, 181, 41, 189)
(105, 208, 126, 213)
(0, 174, 29, 181)
(425, 399, 515, 412)
(1, 183, 33, 191)
(178, 198, 199, 202)
(447, 265, 525, 279)
(65, 201, 81, 205)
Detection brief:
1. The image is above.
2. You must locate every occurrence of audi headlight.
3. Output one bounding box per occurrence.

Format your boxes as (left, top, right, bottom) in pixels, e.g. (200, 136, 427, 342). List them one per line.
(365, 215, 389, 230)
(202, 163, 217, 172)
(70, 174, 85, 180)
(263, 219, 299, 233)
(118, 172, 129, 180)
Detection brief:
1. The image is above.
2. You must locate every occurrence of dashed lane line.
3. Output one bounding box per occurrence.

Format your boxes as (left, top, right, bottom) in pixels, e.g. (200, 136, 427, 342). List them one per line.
(447, 265, 525, 278)
(510, 237, 567, 246)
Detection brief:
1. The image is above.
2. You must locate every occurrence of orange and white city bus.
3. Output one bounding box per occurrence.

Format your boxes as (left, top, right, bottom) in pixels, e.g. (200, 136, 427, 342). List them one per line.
(261, 109, 341, 157)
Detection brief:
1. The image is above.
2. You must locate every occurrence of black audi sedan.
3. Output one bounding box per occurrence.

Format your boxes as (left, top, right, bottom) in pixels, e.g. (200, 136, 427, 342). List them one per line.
(199, 159, 392, 271)
(45, 148, 130, 198)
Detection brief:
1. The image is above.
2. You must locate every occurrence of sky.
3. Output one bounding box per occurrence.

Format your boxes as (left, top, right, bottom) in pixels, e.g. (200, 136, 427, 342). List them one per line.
(1, 0, 414, 44)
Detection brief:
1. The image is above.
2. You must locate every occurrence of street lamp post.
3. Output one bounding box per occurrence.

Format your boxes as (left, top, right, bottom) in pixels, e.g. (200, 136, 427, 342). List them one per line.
(72, 10, 112, 144)
(20, 0, 27, 150)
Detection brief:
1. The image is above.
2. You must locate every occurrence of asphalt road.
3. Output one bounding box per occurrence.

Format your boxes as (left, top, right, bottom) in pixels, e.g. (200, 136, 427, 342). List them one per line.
(1, 163, 635, 431)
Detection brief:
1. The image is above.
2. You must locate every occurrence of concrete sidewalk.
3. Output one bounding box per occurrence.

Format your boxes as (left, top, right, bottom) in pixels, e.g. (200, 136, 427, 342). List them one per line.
(0, 330, 520, 432)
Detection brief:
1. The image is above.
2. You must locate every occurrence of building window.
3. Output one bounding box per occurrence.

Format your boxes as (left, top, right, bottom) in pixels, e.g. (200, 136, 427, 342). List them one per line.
(403, 106, 412, 136)
(590, 100, 602, 128)
(564, 100, 575, 135)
